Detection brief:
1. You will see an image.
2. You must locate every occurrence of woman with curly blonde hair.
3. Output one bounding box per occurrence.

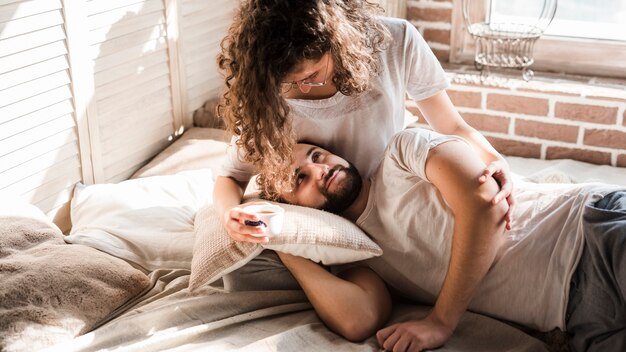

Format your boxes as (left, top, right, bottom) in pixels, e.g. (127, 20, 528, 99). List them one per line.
(214, 0, 514, 244)
(217, 0, 387, 198)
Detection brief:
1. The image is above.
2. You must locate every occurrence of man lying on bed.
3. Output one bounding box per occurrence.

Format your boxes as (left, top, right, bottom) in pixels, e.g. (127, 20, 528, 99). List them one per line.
(264, 128, 626, 352)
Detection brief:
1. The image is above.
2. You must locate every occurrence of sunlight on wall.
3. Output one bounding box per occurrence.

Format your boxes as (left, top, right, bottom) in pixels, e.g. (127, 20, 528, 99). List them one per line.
(142, 26, 167, 54)
(88, 2, 147, 58)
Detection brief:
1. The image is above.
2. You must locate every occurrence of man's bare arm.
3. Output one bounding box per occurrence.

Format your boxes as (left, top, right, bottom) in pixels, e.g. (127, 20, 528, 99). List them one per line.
(377, 139, 508, 351)
(277, 252, 392, 342)
(416, 91, 514, 229)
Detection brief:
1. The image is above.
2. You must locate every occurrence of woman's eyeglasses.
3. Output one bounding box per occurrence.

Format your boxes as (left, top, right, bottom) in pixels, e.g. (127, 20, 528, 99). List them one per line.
(280, 54, 330, 94)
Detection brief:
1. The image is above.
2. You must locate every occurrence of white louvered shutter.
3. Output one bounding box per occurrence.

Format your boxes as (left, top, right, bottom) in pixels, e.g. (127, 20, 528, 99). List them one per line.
(179, 0, 235, 123)
(1, 0, 237, 230)
(0, 0, 82, 230)
(86, 0, 178, 183)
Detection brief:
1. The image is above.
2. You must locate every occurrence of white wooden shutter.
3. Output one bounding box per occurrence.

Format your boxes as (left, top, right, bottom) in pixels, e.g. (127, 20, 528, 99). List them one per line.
(179, 0, 235, 124)
(0, 0, 81, 230)
(85, 0, 178, 183)
(1, 0, 237, 230)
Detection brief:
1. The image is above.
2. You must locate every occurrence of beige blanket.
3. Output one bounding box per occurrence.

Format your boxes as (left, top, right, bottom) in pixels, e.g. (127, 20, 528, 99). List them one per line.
(0, 214, 151, 352)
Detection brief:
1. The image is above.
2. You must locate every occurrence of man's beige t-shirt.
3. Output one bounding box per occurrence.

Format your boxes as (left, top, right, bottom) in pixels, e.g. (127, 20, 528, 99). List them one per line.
(360, 128, 614, 331)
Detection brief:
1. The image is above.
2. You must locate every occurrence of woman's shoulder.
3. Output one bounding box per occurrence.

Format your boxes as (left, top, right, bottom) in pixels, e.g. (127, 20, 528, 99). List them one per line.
(376, 16, 410, 28)
(376, 16, 415, 36)
(376, 16, 424, 50)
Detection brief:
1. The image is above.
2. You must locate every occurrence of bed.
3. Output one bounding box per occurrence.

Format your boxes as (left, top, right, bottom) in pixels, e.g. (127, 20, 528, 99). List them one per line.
(3, 121, 626, 352)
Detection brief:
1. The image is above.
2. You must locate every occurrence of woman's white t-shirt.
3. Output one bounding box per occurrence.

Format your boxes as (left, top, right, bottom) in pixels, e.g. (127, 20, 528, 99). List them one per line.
(220, 17, 449, 181)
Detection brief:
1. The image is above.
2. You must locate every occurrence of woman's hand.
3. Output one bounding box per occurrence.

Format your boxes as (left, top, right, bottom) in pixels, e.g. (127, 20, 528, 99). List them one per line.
(479, 160, 515, 230)
(222, 201, 272, 243)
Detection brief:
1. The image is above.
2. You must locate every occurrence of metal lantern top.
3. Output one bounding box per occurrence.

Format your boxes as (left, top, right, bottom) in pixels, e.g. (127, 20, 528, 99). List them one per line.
(462, 0, 558, 81)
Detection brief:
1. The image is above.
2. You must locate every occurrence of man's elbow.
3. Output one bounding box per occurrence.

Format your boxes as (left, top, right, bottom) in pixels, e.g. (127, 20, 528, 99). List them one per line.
(334, 310, 381, 342)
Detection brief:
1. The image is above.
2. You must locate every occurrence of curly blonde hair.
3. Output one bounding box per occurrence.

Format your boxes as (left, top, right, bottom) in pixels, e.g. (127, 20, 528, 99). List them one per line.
(217, 0, 389, 199)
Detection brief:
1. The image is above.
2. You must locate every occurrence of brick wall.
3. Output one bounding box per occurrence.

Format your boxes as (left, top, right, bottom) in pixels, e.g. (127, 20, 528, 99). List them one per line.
(407, 72, 626, 167)
(407, 0, 452, 62)
(406, 0, 626, 167)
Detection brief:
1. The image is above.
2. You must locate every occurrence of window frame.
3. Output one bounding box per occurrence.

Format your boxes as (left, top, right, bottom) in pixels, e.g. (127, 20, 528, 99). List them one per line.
(449, 0, 626, 79)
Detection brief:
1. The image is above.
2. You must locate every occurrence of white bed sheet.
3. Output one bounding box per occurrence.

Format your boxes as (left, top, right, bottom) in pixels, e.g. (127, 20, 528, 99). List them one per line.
(508, 156, 626, 187)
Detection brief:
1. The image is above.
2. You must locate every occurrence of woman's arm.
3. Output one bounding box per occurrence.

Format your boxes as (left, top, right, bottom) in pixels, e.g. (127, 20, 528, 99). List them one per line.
(415, 92, 501, 162)
(377, 140, 508, 351)
(213, 176, 269, 243)
(416, 90, 514, 229)
(277, 252, 392, 342)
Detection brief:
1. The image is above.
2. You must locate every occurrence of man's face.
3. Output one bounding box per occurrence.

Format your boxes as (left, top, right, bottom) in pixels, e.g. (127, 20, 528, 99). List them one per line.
(280, 143, 362, 214)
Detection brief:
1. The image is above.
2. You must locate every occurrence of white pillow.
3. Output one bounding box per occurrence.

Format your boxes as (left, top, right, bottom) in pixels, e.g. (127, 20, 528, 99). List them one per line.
(65, 169, 214, 271)
(189, 202, 383, 291)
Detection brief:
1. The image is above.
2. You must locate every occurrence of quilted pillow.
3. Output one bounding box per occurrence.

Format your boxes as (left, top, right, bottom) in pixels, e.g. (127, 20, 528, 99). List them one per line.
(189, 202, 382, 291)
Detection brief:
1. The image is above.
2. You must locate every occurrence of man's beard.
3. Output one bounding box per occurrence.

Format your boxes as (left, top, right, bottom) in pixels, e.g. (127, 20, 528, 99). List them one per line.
(319, 163, 362, 214)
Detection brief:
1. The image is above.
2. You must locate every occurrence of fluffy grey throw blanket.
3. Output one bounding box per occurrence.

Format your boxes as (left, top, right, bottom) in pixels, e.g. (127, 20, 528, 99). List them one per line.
(0, 215, 150, 351)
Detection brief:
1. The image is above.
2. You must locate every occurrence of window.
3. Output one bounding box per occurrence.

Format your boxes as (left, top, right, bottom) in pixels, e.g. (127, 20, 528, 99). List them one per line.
(450, 0, 626, 78)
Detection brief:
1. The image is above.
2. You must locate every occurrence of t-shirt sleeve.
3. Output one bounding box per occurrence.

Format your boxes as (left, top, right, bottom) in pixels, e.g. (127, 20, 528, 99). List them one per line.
(218, 135, 256, 182)
(401, 20, 450, 101)
(390, 129, 465, 182)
